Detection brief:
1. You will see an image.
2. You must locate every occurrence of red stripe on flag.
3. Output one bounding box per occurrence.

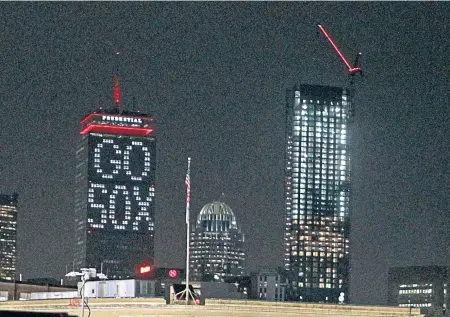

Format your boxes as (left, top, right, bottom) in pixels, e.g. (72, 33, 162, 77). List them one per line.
(185, 174, 190, 204)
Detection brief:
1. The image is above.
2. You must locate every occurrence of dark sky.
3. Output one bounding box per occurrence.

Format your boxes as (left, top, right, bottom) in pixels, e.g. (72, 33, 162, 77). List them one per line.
(0, 2, 449, 305)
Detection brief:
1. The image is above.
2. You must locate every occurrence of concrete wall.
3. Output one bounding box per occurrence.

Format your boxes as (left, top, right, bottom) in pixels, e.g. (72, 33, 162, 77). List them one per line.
(0, 281, 76, 300)
(0, 298, 423, 317)
(194, 281, 245, 300)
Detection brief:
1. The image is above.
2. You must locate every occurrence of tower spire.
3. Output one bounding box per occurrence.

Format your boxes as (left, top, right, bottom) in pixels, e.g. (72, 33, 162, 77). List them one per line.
(113, 51, 121, 113)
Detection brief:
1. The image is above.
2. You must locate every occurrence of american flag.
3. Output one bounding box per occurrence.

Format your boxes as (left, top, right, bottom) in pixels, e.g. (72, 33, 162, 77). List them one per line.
(185, 169, 190, 204)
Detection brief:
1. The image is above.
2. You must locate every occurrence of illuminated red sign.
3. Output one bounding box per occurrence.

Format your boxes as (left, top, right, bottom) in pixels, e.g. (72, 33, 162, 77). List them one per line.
(140, 265, 152, 274)
(168, 269, 178, 278)
(80, 124, 153, 136)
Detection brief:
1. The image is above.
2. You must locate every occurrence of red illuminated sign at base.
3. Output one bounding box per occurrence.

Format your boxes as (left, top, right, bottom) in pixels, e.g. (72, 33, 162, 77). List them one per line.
(139, 265, 152, 274)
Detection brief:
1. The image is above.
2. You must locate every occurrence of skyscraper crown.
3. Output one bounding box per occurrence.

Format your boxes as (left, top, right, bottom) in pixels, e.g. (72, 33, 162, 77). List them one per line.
(196, 201, 238, 231)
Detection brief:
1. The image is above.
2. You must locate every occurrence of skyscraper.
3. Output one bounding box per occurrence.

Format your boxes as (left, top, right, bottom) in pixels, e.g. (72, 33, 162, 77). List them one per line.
(190, 201, 246, 282)
(74, 77, 156, 279)
(284, 84, 351, 303)
(0, 193, 18, 281)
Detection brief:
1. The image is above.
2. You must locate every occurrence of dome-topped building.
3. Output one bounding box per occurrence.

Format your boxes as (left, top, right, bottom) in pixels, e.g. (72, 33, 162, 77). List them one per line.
(189, 201, 246, 281)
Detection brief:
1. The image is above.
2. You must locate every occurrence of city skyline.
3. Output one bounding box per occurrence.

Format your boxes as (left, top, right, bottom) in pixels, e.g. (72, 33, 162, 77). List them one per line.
(0, 2, 449, 306)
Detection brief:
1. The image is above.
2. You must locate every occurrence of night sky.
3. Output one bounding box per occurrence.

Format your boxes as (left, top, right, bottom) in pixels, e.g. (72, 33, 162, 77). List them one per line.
(0, 2, 449, 305)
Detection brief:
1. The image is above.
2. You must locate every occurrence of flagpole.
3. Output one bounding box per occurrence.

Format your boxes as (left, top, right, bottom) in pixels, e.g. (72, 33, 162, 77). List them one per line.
(185, 157, 191, 305)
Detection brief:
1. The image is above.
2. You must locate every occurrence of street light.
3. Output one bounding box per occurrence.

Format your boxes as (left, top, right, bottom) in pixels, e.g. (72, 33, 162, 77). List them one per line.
(65, 268, 107, 317)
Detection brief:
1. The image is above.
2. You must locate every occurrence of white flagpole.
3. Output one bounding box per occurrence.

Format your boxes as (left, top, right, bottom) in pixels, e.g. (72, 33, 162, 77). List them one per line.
(185, 157, 191, 304)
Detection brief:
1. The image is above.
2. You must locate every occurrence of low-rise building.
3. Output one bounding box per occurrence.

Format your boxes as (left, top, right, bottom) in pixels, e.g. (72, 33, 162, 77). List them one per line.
(250, 268, 287, 301)
(0, 280, 76, 300)
(388, 266, 450, 317)
(81, 279, 155, 298)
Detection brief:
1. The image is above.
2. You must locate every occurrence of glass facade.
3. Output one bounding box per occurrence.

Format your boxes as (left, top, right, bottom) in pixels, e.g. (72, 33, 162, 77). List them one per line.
(398, 283, 433, 308)
(388, 266, 450, 315)
(0, 193, 18, 281)
(190, 201, 246, 282)
(74, 109, 156, 279)
(284, 84, 351, 302)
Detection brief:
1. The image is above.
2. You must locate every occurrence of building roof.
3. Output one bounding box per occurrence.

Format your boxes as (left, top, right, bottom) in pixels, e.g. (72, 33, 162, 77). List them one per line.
(81, 107, 154, 122)
(196, 201, 240, 231)
(199, 201, 235, 217)
(0, 193, 18, 206)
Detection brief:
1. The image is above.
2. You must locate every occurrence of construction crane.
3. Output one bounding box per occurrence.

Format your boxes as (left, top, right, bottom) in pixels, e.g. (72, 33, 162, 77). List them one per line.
(317, 24, 363, 81)
(317, 24, 363, 119)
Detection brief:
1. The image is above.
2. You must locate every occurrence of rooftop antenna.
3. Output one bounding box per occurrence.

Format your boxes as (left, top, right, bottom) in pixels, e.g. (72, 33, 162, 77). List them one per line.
(113, 51, 121, 113)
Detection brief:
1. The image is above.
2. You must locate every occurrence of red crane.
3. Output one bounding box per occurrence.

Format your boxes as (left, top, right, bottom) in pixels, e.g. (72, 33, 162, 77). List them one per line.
(317, 24, 362, 78)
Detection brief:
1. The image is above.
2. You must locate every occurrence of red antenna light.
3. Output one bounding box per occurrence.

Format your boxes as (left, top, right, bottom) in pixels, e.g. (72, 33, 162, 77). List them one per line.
(318, 24, 362, 75)
(113, 51, 122, 111)
(113, 73, 120, 105)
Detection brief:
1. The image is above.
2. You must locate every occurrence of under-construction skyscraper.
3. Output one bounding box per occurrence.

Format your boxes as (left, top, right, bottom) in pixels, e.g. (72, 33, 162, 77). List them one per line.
(284, 84, 351, 303)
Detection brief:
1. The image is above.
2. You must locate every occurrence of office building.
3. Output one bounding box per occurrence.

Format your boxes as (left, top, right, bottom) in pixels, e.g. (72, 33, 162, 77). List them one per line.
(0, 193, 18, 281)
(388, 266, 450, 317)
(74, 79, 156, 278)
(190, 201, 246, 282)
(250, 268, 287, 301)
(284, 84, 351, 302)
